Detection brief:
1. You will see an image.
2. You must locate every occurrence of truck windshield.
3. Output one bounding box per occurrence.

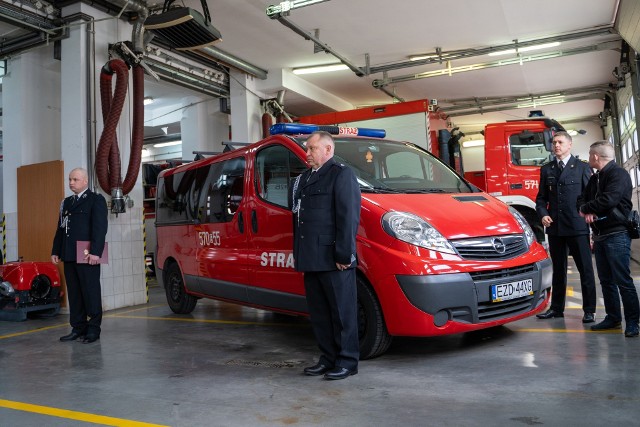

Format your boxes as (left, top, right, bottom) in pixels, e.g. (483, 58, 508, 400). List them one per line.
(296, 136, 473, 193)
(509, 131, 553, 167)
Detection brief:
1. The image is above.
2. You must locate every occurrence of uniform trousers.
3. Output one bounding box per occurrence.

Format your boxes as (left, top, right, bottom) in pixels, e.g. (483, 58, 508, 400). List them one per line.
(547, 234, 597, 314)
(304, 269, 359, 370)
(64, 262, 103, 336)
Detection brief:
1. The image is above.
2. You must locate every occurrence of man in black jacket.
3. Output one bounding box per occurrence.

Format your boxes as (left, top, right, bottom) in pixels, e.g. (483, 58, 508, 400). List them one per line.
(52, 168, 108, 344)
(578, 141, 639, 337)
(535, 131, 597, 322)
(292, 131, 361, 380)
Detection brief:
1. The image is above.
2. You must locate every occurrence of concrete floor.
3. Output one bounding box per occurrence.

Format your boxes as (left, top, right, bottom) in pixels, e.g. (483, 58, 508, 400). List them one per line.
(1, 258, 639, 427)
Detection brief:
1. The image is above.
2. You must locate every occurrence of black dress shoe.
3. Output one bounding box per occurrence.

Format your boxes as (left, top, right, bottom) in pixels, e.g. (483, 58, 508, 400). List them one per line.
(60, 332, 85, 342)
(591, 320, 622, 331)
(82, 334, 100, 344)
(303, 363, 332, 376)
(582, 313, 595, 323)
(323, 367, 357, 380)
(536, 309, 564, 319)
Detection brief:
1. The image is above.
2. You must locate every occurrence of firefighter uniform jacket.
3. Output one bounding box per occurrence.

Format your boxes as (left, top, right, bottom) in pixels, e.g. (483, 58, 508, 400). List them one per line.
(292, 157, 361, 272)
(535, 156, 592, 236)
(52, 189, 108, 262)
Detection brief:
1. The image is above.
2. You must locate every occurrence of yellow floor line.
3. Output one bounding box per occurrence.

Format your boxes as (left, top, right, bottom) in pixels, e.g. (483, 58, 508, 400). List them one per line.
(513, 327, 622, 334)
(0, 323, 69, 340)
(0, 399, 169, 427)
(0, 305, 167, 340)
(109, 314, 304, 327)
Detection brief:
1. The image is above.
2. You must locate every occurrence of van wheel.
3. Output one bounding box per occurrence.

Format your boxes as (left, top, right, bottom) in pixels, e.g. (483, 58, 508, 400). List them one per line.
(357, 276, 392, 359)
(165, 262, 197, 314)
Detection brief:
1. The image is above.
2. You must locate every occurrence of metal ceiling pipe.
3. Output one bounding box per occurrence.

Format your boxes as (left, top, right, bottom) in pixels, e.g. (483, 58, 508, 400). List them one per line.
(442, 85, 611, 113)
(275, 15, 363, 76)
(369, 26, 618, 74)
(108, 0, 148, 51)
(445, 93, 606, 118)
(373, 41, 622, 88)
(196, 46, 268, 80)
(0, 1, 59, 35)
(143, 59, 230, 98)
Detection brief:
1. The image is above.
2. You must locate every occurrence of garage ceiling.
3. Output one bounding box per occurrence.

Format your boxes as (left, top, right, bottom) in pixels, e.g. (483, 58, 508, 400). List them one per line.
(0, 0, 625, 141)
(140, 0, 622, 137)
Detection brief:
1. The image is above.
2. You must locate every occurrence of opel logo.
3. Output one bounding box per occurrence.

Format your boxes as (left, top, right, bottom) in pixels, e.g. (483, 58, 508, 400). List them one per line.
(491, 238, 506, 254)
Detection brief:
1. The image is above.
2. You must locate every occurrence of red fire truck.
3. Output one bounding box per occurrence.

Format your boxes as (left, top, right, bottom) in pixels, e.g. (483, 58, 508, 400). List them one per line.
(300, 101, 563, 242)
(154, 123, 552, 359)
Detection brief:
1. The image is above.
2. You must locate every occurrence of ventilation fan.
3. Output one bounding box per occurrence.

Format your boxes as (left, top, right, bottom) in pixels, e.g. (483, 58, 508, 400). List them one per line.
(144, 0, 222, 50)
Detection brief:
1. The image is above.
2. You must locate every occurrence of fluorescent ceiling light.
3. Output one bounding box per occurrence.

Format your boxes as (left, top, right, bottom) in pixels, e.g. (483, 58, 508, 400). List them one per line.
(409, 54, 438, 61)
(516, 97, 565, 109)
(153, 140, 182, 148)
(489, 42, 560, 56)
(144, 96, 155, 105)
(462, 140, 485, 148)
(292, 63, 349, 75)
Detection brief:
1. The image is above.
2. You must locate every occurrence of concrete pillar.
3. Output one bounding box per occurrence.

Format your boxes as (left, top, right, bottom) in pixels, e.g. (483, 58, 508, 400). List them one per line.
(3, 48, 61, 262)
(229, 69, 263, 144)
(58, 4, 146, 310)
(180, 96, 229, 160)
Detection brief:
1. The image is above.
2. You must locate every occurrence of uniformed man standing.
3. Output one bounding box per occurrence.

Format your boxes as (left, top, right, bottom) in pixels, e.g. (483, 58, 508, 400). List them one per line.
(292, 131, 361, 380)
(52, 168, 108, 344)
(535, 131, 597, 322)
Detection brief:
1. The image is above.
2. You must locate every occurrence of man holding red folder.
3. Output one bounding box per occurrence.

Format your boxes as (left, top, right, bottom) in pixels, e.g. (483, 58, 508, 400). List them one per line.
(51, 168, 108, 344)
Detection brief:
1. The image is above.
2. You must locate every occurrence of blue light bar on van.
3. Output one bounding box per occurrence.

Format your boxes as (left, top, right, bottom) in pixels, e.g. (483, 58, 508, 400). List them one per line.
(270, 123, 386, 138)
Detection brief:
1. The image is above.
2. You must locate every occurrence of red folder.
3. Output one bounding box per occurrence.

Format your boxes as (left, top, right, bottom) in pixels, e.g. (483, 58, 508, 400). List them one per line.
(76, 241, 109, 264)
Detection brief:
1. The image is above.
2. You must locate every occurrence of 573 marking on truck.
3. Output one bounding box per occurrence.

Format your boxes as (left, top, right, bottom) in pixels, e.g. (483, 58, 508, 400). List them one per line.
(524, 180, 539, 190)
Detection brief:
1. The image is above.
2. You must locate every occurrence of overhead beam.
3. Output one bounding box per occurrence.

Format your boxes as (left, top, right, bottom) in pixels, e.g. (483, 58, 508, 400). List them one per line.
(372, 41, 621, 88)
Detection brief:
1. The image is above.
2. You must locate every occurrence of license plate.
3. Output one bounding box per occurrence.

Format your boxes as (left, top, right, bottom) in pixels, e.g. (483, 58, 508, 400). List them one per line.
(491, 279, 533, 302)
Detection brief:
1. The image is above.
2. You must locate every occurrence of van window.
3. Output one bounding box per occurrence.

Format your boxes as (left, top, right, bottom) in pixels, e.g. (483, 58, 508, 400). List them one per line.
(156, 168, 201, 225)
(201, 157, 246, 224)
(255, 144, 307, 208)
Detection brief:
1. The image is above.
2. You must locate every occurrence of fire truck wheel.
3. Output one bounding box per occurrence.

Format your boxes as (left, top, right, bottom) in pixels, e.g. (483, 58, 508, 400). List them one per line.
(165, 262, 197, 314)
(357, 276, 392, 359)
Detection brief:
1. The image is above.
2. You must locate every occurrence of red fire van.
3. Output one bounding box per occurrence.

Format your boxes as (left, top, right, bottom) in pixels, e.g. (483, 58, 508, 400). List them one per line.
(155, 124, 552, 358)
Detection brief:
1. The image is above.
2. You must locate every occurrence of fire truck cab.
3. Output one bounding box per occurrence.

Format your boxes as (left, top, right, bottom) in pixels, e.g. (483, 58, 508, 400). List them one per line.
(154, 124, 552, 359)
(463, 117, 562, 242)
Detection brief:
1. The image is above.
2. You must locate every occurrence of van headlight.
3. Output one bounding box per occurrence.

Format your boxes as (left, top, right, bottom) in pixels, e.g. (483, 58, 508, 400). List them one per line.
(382, 211, 456, 254)
(509, 207, 535, 246)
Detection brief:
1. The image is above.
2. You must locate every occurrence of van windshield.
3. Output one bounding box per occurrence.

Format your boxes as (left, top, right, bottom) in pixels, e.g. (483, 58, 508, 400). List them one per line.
(295, 136, 474, 194)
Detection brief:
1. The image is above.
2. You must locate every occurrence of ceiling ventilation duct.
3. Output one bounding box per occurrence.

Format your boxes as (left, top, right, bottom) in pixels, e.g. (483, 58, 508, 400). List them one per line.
(144, 0, 222, 50)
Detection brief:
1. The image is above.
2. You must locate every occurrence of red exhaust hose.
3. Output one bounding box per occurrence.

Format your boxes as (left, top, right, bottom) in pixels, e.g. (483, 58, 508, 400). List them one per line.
(96, 59, 144, 196)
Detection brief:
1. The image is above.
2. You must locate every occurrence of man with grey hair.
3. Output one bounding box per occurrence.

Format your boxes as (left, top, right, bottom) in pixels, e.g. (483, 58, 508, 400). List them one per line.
(292, 131, 361, 380)
(578, 141, 639, 337)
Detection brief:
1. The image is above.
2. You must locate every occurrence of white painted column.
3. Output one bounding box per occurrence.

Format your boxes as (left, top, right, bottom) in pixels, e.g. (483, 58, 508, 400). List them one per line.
(180, 97, 229, 160)
(229, 69, 263, 144)
(2, 48, 62, 262)
(58, 4, 147, 310)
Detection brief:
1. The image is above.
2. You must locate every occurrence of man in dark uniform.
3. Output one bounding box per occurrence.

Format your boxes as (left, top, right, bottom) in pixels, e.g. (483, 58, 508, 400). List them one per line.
(535, 131, 596, 323)
(292, 131, 361, 380)
(52, 168, 108, 344)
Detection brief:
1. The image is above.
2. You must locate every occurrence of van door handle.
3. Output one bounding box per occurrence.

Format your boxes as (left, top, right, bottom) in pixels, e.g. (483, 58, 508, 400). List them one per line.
(238, 211, 244, 233)
(251, 210, 258, 233)
(510, 183, 523, 189)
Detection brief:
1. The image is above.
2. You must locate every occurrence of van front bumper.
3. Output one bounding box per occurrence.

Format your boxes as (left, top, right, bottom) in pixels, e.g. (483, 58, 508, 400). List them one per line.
(396, 258, 552, 327)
